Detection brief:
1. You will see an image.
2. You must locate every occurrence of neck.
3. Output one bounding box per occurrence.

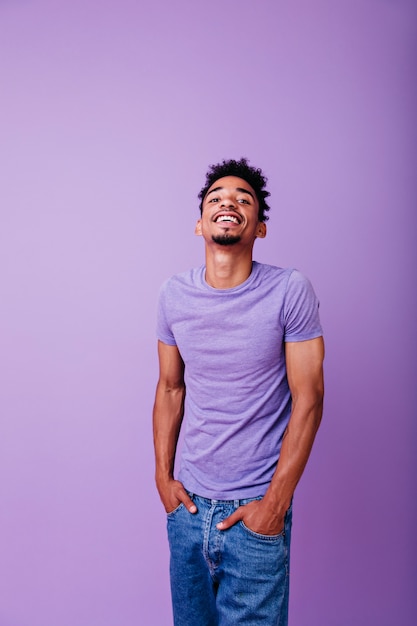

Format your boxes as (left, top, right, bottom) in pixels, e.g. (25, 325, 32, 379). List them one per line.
(204, 246, 254, 289)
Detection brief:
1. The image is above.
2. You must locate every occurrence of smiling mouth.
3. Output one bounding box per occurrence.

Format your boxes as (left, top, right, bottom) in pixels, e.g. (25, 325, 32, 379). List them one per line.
(214, 213, 242, 225)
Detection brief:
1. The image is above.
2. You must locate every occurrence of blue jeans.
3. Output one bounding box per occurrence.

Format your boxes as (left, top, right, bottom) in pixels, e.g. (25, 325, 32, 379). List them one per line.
(167, 493, 292, 626)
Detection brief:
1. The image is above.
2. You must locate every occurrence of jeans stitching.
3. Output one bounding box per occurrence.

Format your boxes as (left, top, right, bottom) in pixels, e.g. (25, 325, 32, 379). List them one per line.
(240, 520, 285, 541)
(202, 503, 216, 577)
(166, 502, 184, 518)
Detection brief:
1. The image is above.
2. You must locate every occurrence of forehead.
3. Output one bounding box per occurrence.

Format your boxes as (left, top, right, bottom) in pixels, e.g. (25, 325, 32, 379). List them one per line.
(206, 176, 257, 197)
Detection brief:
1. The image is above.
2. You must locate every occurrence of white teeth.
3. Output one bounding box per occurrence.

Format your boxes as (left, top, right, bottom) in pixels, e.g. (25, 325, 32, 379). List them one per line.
(216, 215, 239, 224)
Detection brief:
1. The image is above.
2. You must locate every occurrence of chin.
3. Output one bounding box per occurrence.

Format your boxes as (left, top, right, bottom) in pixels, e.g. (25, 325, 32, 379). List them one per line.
(212, 234, 241, 246)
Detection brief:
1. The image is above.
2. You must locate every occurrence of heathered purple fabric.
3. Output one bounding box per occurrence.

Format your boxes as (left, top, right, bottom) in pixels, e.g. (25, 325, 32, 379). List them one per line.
(157, 261, 323, 499)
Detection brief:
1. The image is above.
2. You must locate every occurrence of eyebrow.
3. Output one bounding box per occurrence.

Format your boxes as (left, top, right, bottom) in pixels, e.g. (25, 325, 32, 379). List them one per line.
(206, 186, 255, 199)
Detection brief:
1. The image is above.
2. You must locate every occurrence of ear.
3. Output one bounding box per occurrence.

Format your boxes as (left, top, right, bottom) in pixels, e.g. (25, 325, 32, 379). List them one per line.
(255, 222, 267, 239)
(195, 219, 202, 236)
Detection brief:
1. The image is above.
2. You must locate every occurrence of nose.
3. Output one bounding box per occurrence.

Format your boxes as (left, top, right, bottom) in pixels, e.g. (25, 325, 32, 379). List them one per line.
(220, 195, 236, 209)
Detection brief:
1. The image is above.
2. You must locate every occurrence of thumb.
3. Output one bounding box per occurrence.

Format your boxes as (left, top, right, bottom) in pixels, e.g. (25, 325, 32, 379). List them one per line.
(216, 507, 243, 531)
(180, 490, 198, 514)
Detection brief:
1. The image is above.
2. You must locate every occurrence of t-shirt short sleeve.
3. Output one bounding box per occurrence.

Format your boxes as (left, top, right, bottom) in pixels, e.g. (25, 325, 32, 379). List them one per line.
(156, 281, 177, 346)
(283, 270, 322, 342)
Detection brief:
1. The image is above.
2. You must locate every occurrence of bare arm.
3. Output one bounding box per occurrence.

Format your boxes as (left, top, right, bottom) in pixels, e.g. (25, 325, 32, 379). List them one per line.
(153, 340, 196, 514)
(218, 336, 324, 533)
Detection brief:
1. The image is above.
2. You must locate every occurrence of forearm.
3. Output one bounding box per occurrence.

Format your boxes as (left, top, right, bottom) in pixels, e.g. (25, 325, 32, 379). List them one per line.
(153, 381, 185, 489)
(153, 380, 197, 514)
(263, 392, 323, 516)
(216, 392, 323, 535)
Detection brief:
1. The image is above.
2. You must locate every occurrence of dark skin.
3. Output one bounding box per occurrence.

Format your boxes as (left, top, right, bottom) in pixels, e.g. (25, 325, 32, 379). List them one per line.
(153, 176, 324, 533)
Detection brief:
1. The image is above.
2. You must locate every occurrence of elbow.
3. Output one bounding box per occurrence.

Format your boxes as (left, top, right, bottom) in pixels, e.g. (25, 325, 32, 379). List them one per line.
(313, 388, 324, 430)
(315, 396, 324, 429)
(157, 376, 185, 394)
(293, 388, 324, 431)
(168, 381, 186, 396)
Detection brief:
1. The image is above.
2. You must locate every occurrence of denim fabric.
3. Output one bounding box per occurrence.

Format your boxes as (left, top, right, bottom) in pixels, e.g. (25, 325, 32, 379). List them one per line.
(167, 494, 292, 626)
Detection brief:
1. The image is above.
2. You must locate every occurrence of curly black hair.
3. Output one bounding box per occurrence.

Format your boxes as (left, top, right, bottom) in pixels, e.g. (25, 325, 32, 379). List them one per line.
(198, 158, 271, 222)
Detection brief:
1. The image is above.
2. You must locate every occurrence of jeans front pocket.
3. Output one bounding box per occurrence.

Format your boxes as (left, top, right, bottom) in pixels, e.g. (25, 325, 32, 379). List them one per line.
(166, 502, 185, 518)
(240, 520, 285, 542)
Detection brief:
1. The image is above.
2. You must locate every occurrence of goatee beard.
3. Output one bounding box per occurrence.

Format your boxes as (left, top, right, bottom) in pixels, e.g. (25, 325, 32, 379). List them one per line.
(212, 234, 241, 246)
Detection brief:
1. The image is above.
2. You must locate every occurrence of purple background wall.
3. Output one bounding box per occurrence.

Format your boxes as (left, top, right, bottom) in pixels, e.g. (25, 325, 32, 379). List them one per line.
(1, 1, 416, 625)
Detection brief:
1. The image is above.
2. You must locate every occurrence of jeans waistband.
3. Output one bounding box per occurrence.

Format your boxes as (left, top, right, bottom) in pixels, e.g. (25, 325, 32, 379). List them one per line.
(187, 492, 263, 508)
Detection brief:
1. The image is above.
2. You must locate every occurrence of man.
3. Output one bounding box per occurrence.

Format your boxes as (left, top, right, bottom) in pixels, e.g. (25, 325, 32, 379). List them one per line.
(153, 158, 324, 626)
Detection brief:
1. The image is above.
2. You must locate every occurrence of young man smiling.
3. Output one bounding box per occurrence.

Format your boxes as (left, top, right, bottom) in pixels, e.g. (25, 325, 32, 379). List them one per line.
(153, 158, 324, 626)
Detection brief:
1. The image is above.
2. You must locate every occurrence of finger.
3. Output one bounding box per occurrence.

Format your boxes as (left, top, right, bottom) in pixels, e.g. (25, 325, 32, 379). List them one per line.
(178, 488, 197, 514)
(216, 508, 243, 530)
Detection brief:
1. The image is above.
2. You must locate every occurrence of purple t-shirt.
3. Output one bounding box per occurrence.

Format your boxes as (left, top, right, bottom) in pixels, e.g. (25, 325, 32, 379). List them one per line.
(157, 261, 322, 499)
